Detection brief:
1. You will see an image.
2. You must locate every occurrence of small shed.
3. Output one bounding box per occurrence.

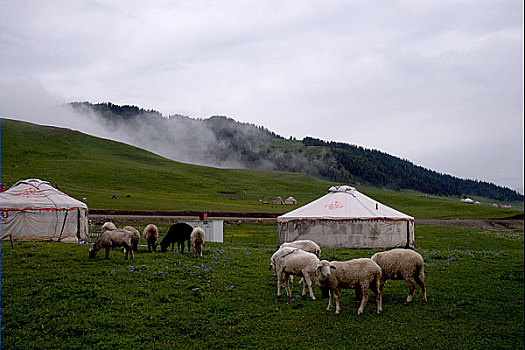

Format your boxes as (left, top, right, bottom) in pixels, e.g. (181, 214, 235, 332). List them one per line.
(182, 220, 223, 243)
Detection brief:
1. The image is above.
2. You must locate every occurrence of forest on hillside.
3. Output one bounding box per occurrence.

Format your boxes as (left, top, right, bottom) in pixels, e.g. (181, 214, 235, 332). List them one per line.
(70, 102, 523, 202)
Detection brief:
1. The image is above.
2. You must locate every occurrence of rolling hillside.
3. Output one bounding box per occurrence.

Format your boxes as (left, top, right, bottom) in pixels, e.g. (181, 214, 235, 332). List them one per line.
(70, 102, 523, 202)
(0, 118, 522, 219)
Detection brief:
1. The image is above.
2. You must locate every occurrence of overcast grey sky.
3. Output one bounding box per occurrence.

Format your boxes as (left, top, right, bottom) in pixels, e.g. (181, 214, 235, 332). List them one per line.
(0, 0, 523, 194)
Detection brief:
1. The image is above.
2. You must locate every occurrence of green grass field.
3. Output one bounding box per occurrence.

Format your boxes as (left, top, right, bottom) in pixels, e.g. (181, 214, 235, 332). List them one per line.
(1, 118, 522, 218)
(1, 222, 523, 349)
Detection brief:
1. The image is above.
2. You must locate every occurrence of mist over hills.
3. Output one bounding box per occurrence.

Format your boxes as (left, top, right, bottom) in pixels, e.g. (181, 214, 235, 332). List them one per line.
(70, 102, 523, 202)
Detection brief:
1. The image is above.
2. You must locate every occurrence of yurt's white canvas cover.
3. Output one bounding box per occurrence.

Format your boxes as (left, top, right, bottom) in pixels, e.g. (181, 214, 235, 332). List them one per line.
(277, 186, 414, 249)
(0, 179, 89, 243)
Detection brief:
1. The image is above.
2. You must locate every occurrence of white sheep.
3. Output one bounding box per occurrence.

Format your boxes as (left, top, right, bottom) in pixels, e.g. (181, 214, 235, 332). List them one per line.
(280, 239, 321, 257)
(270, 247, 320, 300)
(371, 248, 427, 305)
(143, 224, 159, 253)
(190, 227, 205, 257)
(123, 226, 140, 251)
(101, 222, 117, 232)
(317, 258, 383, 315)
(89, 229, 134, 260)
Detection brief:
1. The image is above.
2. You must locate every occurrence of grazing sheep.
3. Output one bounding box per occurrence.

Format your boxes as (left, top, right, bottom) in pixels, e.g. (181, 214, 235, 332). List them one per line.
(270, 247, 320, 300)
(89, 229, 134, 260)
(281, 239, 321, 257)
(123, 226, 140, 252)
(190, 227, 205, 257)
(143, 224, 159, 253)
(317, 258, 382, 315)
(160, 222, 193, 253)
(371, 248, 427, 305)
(279, 240, 322, 290)
(101, 222, 117, 232)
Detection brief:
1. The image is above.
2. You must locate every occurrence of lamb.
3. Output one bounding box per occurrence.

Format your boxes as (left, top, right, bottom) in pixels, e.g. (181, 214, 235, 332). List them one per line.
(160, 222, 193, 253)
(270, 247, 320, 300)
(190, 227, 205, 257)
(101, 221, 117, 231)
(316, 258, 382, 315)
(123, 226, 140, 252)
(280, 239, 321, 257)
(371, 248, 427, 305)
(143, 224, 159, 253)
(89, 229, 134, 260)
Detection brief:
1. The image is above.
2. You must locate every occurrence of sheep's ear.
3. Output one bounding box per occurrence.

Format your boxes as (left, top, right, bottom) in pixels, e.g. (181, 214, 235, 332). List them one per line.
(330, 265, 337, 270)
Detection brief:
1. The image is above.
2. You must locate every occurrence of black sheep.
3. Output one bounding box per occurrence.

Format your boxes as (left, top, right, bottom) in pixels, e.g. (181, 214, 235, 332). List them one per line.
(160, 222, 194, 253)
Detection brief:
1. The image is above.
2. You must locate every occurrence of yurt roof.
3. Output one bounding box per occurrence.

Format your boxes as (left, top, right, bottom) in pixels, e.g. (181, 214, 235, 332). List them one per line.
(0, 179, 87, 211)
(277, 185, 413, 223)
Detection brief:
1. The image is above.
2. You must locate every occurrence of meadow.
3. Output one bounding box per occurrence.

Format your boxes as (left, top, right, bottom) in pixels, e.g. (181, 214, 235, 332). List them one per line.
(1, 222, 523, 349)
(2, 118, 522, 218)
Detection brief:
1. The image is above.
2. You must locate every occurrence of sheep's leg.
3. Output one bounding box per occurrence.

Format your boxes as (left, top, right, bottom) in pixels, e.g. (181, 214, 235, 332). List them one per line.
(371, 277, 382, 314)
(326, 289, 333, 312)
(376, 290, 383, 314)
(415, 275, 427, 305)
(405, 278, 416, 304)
(129, 245, 134, 260)
(357, 286, 369, 315)
(379, 279, 386, 294)
(334, 289, 341, 314)
(125, 247, 129, 260)
(302, 273, 316, 300)
(284, 273, 292, 297)
(354, 283, 362, 300)
(277, 271, 282, 297)
(105, 247, 110, 259)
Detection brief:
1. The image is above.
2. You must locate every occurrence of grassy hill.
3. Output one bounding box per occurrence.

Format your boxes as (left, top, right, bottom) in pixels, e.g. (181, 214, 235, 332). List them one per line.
(1, 118, 522, 219)
(71, 102, 524, 202)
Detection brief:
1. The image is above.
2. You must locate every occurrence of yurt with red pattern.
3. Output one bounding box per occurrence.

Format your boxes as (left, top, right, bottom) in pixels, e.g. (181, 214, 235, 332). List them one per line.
(277, 186, 414, 249)
(0, 179, 89, 243)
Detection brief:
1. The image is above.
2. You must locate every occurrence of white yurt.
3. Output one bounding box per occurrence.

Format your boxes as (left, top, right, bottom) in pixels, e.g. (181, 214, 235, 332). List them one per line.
(284, 196, 297, 205)
(277, 185, 414, 249)
(0, 179, 89, 243)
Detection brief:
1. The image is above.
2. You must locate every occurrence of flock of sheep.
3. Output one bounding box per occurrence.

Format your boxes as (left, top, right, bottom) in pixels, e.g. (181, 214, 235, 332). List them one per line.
(89, 222, 426, 316)
(271, 240, 427, 315)
(88, 221, 205, 259)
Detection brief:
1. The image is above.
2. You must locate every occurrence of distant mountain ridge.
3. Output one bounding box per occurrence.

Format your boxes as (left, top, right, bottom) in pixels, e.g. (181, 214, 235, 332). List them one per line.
(69, 101, 523, 202)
